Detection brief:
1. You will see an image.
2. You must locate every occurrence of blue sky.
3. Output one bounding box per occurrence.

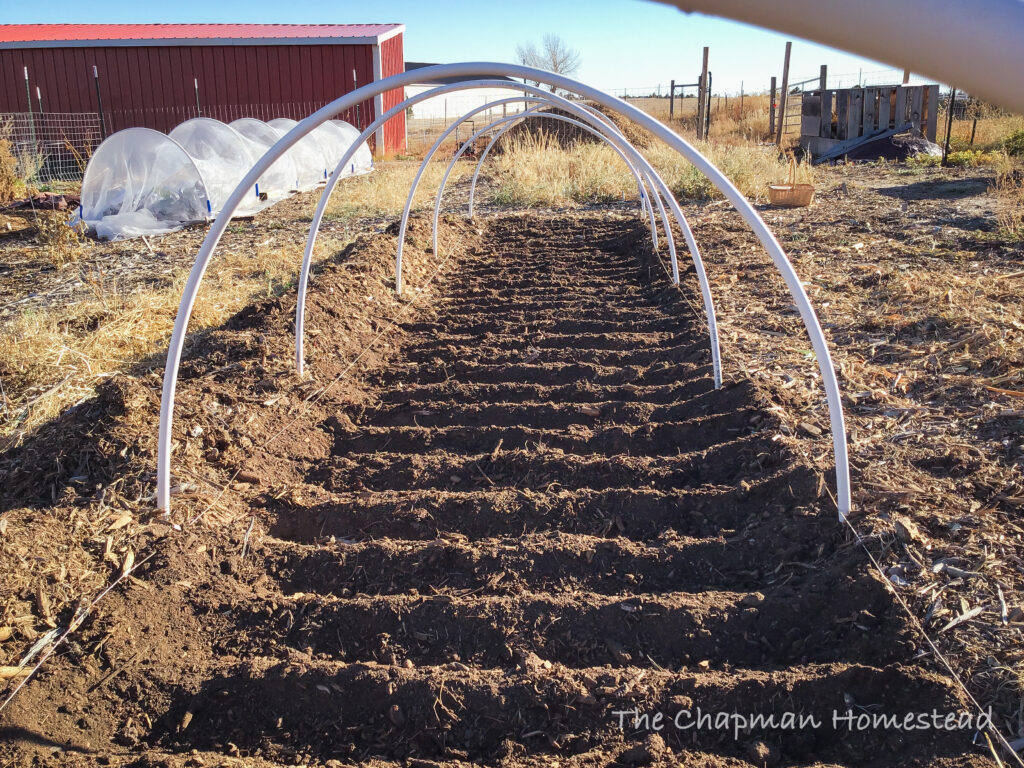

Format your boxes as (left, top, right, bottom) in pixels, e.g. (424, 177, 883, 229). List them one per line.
(5, 0, 925, 94)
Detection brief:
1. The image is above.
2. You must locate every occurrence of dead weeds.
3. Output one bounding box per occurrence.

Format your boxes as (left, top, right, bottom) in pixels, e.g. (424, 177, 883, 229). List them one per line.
(673, 161, 1024, 745)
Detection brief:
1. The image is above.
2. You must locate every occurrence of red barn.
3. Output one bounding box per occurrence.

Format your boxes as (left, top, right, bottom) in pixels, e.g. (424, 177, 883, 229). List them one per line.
(0, 23, 406, 155)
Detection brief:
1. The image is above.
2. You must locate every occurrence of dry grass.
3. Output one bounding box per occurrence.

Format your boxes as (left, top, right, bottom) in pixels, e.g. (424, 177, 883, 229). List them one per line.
(0, 137, 17, 204)
(629, 93, 773, 144)
(33, 210, 87, 268)
(487, 130, 794, 206)
(489, 132, 637, 207)
(321, 158, 469, 223)
(941, 111, 1024, 152)
(0, 233, 351, 437)
(995, 168, 1024, 237)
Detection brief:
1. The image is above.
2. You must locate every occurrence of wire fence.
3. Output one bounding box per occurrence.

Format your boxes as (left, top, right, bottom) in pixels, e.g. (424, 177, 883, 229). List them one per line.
(1, 112, 103, 184)
(1, 101, 379, 184)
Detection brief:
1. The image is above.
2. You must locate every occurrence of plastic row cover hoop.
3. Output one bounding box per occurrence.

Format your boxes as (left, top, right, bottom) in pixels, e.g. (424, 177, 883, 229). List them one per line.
(314, 120, 356, 171)
(155, 62, 850, 521)
(404, 90, 721, 389)
(266, 118, 330, 190)
(331, 120, 373, 175)
(229, 118, 300, 204)
(293, 83, 676, 384)
(169, 118, 267, 217)
(80, 127, 211, 242)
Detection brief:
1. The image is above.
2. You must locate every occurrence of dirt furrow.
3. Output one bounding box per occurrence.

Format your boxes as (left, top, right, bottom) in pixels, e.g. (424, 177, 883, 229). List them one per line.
(0, 212, 990, 768)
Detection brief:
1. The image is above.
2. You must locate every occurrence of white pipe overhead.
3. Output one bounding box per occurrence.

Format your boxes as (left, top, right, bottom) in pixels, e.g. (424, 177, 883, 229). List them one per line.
(658, 0, 1024, 113)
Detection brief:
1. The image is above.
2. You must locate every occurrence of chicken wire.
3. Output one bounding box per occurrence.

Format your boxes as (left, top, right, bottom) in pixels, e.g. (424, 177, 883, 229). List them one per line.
(1, 111, 103, 183)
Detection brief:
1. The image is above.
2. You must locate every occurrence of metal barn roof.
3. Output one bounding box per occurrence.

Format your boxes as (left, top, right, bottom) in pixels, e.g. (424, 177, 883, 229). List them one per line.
(0, 23, 405, 48)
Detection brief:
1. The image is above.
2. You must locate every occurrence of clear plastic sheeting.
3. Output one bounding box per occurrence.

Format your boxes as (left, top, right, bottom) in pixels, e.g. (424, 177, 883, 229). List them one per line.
(77, 113, 375, 240)
(332, 120, 373, 175)
(268, 118, 329, 190)
(312, 121, 352, 169)
(79, 128, 210, 241)
(169, 118, 265, 216)
(229, 118, 299, 200)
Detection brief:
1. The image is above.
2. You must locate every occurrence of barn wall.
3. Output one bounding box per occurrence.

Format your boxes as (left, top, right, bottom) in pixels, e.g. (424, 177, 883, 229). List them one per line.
(379, 33, 406, 153)
(0, 40, 404, 151)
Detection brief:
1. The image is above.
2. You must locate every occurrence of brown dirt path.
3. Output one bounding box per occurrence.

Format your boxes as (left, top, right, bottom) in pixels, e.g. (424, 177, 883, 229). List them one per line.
(0, 212, 993, 767)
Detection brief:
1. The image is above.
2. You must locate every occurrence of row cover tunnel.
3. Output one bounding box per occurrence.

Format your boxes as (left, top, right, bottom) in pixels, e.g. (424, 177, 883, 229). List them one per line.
(76, 116, 373, 240)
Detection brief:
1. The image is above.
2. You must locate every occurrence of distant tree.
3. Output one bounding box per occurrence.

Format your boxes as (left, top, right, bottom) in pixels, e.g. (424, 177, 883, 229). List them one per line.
(515, 34, 581, 91)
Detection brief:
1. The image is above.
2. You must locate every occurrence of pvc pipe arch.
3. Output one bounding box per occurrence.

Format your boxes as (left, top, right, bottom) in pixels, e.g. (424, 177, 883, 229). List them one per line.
(427, 106, 675, 307)
(426, 101, 662, 273)
(156, 62, 851, 521)
(400, 88, 721, 391)
(396, 94, 682, 295)
(438, 99, 655, 252)
(469, 99, 650, 219)
(294, 81, 677, 381)
(437, 101, 658, 256)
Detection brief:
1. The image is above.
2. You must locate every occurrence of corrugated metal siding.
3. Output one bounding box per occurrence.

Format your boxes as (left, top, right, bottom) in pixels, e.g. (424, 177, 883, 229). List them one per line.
(379, 33, 406, 153)
(0, 40, 395, 146)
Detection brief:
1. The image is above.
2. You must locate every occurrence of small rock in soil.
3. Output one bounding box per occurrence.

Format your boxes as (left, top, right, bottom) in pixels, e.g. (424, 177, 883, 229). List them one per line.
(620, 733, 668, 765)
(747, 739, 781, 765)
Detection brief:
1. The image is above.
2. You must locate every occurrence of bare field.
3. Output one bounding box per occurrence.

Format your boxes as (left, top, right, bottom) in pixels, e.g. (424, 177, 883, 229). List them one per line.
(0, 156, 1023, 767)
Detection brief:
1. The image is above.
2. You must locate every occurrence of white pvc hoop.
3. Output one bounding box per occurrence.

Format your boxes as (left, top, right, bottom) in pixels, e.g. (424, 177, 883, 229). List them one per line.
(402, 88, 721, 389)
(396, 95, 678, 294)
(156, 62, 850, 521)
(430, 103, 657, 257)
(294, 82, 567, 379)
(293, 84, 678, 380)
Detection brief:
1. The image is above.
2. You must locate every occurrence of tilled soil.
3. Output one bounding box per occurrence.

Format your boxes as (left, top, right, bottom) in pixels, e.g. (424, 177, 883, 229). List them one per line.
(0, 213, 993, 767)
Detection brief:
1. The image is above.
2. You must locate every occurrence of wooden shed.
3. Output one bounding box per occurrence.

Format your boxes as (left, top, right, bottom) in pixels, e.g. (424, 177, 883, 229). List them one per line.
(0, 23, 406, 154)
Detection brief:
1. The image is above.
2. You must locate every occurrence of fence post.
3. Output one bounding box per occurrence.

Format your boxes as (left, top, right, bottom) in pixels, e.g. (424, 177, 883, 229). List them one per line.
(353, 69, 361, 129)
(669, 78, 675, 118)
(769, 76, 777, 137)
(819, 65, 827, 94)
(775, 41, 792, 146)
(941, 87, 956, 166)
(705, 71, 713, 137)
(696, 46, 709, 140)
(740, 81, 744, 115)
(93, 66, 107, 139)
(24, 67, 38, 159)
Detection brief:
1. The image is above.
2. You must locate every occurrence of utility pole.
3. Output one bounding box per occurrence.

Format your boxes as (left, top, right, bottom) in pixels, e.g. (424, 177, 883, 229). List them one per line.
(696, 46, 709, 140)
(775, 41, 792, 146)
